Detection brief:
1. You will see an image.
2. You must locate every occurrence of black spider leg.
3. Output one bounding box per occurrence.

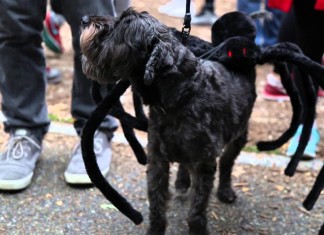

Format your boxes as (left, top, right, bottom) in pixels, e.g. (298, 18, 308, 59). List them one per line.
(113, 98, 147, 165)
(258, 44, 320, 176)
(304, 165, 324, 235)
(81, 80, 143, 225)
(91, 81, 147, 129)
(133, 92, 148, 123)
(319, 222, 324, 235)
(91, 81, 148, 164)
(256, 62, 303, 151)
(258, 43, 324, 88)
(303, 164, 324, 210)
(285, 70, 317, 176)
(91, 81, 147, 130)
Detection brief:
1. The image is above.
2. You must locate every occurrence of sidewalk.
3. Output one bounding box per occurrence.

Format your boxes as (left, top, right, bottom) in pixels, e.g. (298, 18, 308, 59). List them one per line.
(0, 123, 322, 234)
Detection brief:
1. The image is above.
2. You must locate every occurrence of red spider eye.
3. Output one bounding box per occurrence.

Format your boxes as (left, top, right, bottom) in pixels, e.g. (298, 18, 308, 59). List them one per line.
(227, 50, 232, 57)
(243, 47, 247, 56)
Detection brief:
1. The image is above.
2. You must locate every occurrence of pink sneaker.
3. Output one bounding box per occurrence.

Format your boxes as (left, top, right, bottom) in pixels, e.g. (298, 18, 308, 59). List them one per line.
(262, 73, 290, 102)
(262, 73, 324, 101)
(318, 89, 324, 97)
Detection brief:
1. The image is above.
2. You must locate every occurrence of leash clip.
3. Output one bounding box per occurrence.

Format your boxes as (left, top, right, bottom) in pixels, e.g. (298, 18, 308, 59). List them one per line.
(182, 13, 191, 44)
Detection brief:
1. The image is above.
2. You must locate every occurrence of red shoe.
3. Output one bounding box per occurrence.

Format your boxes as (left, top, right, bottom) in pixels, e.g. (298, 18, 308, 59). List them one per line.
(262, 73, 290, 102)
(318, 89, 324, 97)
(42, 11, 64, 54)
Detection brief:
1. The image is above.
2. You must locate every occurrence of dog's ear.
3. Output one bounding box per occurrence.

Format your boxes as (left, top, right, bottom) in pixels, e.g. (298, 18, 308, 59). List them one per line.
(144, 43, 162, 86)
(144, 40, 173, 86)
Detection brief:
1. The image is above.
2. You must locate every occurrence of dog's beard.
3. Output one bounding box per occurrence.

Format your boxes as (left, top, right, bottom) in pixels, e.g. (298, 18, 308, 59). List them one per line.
(80, 24, 120, 84)
(80, 26, 97, 48)
(81, 55, 120, 84)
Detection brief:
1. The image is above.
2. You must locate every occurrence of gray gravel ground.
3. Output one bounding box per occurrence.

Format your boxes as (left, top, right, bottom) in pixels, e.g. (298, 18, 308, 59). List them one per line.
(0, 138, 323, 235)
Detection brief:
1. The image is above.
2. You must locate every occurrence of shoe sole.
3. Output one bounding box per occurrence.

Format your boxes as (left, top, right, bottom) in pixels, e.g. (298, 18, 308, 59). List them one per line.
(0, 172, 33, 190)
(261, 91, 290, 102)
(47, 76, 62, 84)
(64, 168, 109, 184)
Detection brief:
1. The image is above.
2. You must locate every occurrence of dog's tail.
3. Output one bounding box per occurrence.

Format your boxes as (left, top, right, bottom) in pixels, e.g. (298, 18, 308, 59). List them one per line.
(81, 80, 144, 225)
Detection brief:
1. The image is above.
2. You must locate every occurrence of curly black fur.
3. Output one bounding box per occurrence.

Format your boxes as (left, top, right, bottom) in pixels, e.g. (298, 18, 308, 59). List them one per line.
(81, 8, 257, 234)
(80, 8, 324, 234)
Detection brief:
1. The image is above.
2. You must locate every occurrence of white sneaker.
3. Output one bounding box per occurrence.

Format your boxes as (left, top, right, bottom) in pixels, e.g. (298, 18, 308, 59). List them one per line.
(64, 130, 112, 184)
(191, 10, 217, 25)
(0, 129, 42, 190)
(158, 0, 196, 18)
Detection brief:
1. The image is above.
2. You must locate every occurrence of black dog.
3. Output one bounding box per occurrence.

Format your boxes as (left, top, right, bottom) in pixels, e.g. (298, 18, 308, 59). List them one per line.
(80, 8, 257, 234)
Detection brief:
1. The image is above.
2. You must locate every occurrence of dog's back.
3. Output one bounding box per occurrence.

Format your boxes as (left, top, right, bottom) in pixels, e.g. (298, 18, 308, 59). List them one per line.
(146, 42, 257, 163)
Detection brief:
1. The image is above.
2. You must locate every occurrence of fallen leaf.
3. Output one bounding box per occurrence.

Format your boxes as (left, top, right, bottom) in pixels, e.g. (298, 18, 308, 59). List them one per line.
(298, 206, 311, 215)
(211, 211, 219, 220)
(234, 182, 249, 187)
(275, 185, 284, 191)
(242, 187, 250, 192)
(100, 203, 118, 211)
(56, 200, 63, 206)
(232, 166, 246, 178)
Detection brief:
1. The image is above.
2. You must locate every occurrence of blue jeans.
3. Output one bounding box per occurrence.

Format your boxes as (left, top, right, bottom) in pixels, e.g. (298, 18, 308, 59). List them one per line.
(0, 0, 118, 140)
(237, 0, 285, 47)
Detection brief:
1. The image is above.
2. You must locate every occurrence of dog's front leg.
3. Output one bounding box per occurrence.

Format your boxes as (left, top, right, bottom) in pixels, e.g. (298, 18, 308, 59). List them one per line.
(187, 160, 216, 235)
(217, 133, 247, 203)
(146, 150, 170, 235)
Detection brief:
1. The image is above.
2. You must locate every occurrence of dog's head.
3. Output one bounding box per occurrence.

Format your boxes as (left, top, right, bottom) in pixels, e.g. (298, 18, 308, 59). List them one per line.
(80, 8, 173, 84)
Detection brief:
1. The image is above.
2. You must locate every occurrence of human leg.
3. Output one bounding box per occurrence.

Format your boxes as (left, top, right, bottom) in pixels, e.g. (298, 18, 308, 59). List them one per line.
(191, 0, 217, 26)
(263, 3, 284, 47)
(61, 0, 118, 184)
(0, 0, 48, 189)
(237, 0, 263, 45)
(114, 0, 130, 16)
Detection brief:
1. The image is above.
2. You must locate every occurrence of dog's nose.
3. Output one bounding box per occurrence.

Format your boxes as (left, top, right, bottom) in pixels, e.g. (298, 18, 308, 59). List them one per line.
(81, 16, 90, 26)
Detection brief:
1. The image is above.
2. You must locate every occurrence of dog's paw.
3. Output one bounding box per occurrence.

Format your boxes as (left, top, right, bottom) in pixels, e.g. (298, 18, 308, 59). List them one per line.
(189, 229, 209, 235)
(188, 216, 209, 235)
(146, 227, 165, 235)
(217, 187, 237, 203)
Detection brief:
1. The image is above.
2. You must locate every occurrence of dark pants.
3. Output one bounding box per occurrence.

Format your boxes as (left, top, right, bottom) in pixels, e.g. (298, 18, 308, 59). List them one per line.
(237, 0, 284, 47)
(0, 0, 118, 141)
